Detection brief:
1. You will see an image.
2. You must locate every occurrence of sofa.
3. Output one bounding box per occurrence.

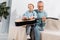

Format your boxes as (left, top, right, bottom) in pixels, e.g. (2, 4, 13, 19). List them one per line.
(8, 18, 60, 40)
(41, 19, 60, 40)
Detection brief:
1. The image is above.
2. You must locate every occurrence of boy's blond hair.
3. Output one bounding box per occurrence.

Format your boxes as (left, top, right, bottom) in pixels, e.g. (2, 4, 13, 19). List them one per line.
(28, 3, 34, 8)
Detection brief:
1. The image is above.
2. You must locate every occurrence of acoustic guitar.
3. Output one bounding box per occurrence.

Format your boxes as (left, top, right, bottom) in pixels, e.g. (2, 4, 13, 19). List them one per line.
(15, 17, 59, 26)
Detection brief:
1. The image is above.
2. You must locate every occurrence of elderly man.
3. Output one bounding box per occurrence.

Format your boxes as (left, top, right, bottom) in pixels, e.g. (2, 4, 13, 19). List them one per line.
(34, 1, 47, 40)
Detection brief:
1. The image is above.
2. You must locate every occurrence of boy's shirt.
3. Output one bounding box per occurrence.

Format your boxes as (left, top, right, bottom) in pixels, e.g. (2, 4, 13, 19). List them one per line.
(23, 10, 37, 19)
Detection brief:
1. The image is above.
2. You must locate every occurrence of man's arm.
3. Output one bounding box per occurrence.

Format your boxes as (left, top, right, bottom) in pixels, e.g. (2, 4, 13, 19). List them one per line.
(42, 12, 47, 22)
(44, 12, 47, 17)
(33, 11, 37, 18)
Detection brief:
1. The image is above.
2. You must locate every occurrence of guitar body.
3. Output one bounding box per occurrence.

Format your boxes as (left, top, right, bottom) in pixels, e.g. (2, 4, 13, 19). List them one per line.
(15, 19, 36, 26)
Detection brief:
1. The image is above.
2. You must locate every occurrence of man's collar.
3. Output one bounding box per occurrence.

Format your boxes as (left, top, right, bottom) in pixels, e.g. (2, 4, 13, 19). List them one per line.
(38, 10, 43, 13)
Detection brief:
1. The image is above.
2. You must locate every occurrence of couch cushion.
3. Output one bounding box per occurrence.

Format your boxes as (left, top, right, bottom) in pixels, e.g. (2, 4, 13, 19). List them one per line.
(41, 30, 60, 40)
(44, 19, 60, 31)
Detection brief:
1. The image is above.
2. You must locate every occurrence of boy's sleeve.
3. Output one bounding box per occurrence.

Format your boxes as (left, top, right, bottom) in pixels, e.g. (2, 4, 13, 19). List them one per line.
(23, 12, 26, 16)
(22, 12, 28, 18)
(23, 12, 27, 18)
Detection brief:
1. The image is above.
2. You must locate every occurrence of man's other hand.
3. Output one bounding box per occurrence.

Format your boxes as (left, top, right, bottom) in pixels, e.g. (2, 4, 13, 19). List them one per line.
(42, 16, 46, 22)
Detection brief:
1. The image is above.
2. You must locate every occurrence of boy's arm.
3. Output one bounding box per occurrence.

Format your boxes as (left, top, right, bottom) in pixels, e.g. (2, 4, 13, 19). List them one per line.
(22, 12, 28, 20)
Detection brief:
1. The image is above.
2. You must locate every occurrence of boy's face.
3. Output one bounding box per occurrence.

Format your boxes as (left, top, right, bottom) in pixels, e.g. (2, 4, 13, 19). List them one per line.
(28, 5, 34, 11)
(38, 3, 44, 11)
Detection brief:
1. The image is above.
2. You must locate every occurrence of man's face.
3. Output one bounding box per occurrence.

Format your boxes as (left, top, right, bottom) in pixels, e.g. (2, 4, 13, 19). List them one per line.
(37, 2, 44, 11)
(28, 5, 34, 11)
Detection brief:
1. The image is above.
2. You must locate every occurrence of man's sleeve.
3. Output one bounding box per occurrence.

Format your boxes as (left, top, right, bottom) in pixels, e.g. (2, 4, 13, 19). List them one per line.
(33, 11, 37, 18)
(34, 9, 38, 13)
(44, 12, 47, 17)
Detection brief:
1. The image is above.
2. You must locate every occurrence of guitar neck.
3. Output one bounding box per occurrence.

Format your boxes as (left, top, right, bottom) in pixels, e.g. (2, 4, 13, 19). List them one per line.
(35, 17, 59, 20)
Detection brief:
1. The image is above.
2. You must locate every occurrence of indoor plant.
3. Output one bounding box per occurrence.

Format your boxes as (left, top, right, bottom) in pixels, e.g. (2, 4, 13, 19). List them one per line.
(0, 2, 10, 22)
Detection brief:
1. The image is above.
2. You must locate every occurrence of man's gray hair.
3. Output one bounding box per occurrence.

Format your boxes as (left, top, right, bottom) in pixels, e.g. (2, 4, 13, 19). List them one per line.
(38, 1, 43, 3)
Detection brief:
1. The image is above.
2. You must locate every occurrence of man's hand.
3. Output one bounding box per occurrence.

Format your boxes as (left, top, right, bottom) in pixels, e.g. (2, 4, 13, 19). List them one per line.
(42, 16, 47, 22)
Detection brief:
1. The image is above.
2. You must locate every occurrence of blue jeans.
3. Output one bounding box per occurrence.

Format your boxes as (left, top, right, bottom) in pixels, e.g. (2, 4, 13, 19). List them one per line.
(26, 25, 31, 35)
(34, 23, 45, 40)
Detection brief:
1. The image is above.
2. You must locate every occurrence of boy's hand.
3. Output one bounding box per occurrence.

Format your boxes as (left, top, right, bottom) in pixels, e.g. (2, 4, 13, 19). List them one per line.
(42, 16, 46, 22)
(29, 16, 34, 20)
(22, 16, 28, 20)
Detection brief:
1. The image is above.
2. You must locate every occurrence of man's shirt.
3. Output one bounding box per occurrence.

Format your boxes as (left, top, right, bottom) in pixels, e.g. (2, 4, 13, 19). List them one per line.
(37, 11, 47, 18)
(34, 10, 47, 26)
(23, 10, 37, 19)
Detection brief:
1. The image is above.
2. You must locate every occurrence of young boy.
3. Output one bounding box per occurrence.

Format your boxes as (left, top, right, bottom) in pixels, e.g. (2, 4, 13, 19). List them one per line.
(22, 4, 37, 39)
